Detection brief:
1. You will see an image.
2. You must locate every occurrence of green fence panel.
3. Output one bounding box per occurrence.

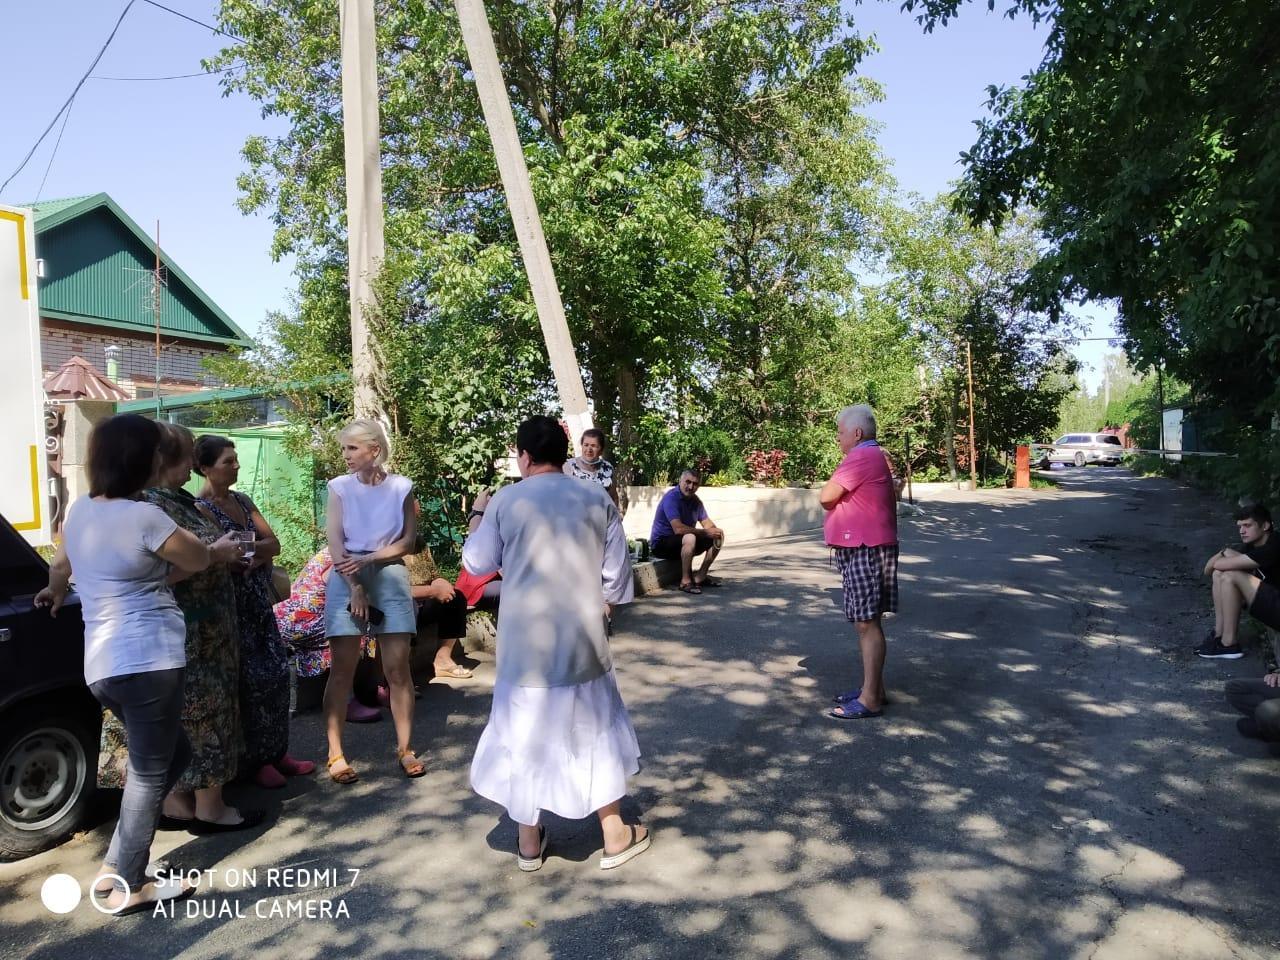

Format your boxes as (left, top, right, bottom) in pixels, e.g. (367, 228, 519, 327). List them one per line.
(184, 426, 322, 576)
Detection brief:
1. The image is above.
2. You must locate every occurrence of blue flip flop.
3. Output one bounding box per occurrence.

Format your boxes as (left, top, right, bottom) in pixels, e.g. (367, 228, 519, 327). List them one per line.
(832, 689, 892, 706)
(828, 700, 882, 720)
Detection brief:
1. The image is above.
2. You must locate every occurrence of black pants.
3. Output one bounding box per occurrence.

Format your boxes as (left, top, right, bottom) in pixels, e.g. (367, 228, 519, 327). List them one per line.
(651, 532, 714, 560)
(417, 591, 468, 641)
(474, 579, 501, 615)
(1225, 678, 1280, 740)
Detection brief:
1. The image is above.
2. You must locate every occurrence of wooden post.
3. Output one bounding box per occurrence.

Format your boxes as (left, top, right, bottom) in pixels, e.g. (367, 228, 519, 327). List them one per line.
(338, 0, 385, 422)
(966, 340, 978, 491)
(453, 0, 593, 450)
(904, 432, 914, 504)
(1156, 359, 1165, 462)
(1014, 445, 1030, 488)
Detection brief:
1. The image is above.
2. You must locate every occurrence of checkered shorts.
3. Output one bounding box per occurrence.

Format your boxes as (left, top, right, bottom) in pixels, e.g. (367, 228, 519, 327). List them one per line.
(833, 544, 899, 622)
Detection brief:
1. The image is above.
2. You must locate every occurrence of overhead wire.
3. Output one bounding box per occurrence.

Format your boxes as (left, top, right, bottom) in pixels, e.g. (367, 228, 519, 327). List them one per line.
(90, 66, 242, 81)
(1, 1, 248, 198)
(34, 97, 76, 203)
(138, 0, 246, 44)
(0, 1, 136, 196)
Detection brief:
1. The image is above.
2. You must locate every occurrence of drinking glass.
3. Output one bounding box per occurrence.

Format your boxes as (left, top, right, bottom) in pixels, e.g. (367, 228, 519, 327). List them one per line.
(234, 531, 256, 561)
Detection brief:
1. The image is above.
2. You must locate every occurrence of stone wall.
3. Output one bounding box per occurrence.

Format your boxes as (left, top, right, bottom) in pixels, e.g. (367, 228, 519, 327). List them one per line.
(622, 485, 825, 544)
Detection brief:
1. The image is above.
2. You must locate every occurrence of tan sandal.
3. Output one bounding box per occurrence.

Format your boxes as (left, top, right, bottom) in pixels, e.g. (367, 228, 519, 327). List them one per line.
(327, 755, 359, 784)
(396, 747, 426, 778)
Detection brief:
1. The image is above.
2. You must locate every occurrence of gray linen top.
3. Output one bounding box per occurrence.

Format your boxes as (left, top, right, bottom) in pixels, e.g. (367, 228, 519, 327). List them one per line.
(462, 472, 634, 687)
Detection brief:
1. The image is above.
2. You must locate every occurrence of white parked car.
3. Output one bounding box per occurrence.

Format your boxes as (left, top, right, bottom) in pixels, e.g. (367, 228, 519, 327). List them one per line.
(1048, 433, 1124, 467)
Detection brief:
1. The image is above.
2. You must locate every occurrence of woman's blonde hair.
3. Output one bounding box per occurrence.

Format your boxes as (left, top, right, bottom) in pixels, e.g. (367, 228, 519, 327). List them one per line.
(337, 418, 390, 467)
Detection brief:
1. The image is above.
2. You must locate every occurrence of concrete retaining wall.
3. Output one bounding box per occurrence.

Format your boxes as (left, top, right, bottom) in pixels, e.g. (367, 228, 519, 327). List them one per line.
(622, 485, 824, 544)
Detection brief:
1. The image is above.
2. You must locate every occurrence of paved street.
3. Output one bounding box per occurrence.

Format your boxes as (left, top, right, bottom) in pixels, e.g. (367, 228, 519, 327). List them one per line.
(3, 469, 1279, 959)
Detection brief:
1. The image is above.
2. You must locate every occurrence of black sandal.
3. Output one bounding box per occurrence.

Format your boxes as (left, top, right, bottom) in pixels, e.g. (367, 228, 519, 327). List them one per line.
(678, 582, 702, 594)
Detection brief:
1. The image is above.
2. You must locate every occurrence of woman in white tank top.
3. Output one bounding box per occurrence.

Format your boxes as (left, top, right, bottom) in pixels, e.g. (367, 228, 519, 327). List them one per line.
(321, 419, 422, 783)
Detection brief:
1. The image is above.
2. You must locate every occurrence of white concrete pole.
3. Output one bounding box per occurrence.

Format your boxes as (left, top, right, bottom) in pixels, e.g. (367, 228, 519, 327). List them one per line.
(339, 0, 386, 421)
(452, 0, 593, 449)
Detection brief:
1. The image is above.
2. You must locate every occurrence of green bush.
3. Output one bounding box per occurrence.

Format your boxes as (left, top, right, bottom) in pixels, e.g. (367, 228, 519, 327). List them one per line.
(630, 422, 744, 485)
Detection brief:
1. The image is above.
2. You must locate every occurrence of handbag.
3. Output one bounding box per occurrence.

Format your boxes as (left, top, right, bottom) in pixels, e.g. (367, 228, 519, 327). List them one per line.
(269, 565, 292, 605)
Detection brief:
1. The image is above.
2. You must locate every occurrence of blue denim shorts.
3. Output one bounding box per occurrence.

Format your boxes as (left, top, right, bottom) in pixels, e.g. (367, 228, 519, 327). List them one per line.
(325, 560, 416, 636)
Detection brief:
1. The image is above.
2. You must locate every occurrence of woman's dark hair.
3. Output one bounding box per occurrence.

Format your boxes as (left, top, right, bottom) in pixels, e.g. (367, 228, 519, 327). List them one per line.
(87, 414, 162, 498)
(1235, 503, 1273, 527)
(156, 422, 196, 470)
(517, 415, 569, 468)
(193, 435, 235, 477)
(580, 427, 606, 448)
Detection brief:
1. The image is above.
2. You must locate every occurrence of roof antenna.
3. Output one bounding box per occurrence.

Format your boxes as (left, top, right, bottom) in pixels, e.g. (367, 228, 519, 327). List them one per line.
(123, 218, 167, 416)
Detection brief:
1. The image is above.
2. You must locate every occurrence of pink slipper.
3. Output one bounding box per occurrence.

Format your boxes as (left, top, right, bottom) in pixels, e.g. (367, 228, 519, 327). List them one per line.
(275, 754, 316, 777)
(254, 764, 287, 789)
(346, 698, 382, 723)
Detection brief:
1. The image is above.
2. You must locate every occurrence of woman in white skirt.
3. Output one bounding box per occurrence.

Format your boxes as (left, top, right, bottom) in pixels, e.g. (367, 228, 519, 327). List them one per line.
(463, 416, 647, 871)
(322, 419, 422, 783)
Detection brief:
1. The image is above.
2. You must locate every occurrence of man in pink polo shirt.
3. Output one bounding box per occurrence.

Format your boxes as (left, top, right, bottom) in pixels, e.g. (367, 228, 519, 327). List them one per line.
(819, 404, 898, 720)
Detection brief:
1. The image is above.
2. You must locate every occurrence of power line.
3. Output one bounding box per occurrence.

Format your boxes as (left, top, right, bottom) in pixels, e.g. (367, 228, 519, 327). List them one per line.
(139, 0, 245, 44)
(0, 1, 136, 196)
(90, 66, 240, 81)
(1, 1, 249, 198)
(34, 97, 76, 203)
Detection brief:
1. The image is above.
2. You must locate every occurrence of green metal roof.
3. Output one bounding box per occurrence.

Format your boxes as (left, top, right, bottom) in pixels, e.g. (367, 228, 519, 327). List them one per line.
(30, 195, 98, 221)
(28, 193, 253, 348)
(116, 384, 269, 414)
(115, 374, 348, 414)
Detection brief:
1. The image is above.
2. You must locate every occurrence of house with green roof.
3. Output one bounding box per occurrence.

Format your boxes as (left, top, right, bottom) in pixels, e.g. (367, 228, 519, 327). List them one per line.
(31, 193, 253, 400)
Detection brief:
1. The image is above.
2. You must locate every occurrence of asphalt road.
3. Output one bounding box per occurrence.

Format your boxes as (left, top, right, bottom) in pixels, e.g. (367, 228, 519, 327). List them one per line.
(3, 468, 1278, 959)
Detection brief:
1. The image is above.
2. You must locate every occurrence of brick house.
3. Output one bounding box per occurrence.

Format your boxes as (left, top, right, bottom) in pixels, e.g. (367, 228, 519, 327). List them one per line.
(32, 194, 252, 399)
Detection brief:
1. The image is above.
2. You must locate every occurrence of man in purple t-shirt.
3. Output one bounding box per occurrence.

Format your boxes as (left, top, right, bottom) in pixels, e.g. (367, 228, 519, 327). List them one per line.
(649, 469, 726, 594)
(819, 404, 899, 720)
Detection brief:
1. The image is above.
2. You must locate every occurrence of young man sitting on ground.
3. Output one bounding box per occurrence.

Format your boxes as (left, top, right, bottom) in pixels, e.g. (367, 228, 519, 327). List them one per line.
(1197, 504, 1280, 659)
(1226, 671, 1280, 743)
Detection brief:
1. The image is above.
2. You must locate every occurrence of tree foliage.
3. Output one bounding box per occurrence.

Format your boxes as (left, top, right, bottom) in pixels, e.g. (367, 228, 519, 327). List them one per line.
(901, 0, 1280, 425)
(208, 0, 1081, 500)
(875, 199, 1073, 480)
(210, 0, 891, 497)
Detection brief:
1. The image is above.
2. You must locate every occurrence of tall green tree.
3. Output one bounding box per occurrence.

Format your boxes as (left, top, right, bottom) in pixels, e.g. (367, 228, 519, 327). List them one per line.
(211, 0, 888, 496)
(901, 0, 1280, 427)
(877, 199, 1073, 479)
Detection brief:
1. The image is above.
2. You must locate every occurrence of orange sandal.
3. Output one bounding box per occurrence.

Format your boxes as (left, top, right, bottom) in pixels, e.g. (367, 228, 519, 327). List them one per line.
(327, 755, 359, 784)
(396, 747, 426, 778)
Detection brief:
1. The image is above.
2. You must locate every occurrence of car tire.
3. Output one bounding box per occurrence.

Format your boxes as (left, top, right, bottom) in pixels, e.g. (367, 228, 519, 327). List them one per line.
(1074, 452, 1086, 467)
(0, 706, 99, 861)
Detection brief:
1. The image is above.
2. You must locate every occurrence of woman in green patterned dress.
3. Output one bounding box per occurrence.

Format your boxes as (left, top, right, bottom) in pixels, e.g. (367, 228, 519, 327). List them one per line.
(98, 423, 264, 833)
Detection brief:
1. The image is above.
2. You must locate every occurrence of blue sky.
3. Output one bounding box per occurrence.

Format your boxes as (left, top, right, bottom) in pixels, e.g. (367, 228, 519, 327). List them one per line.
(0, 0, 1116, 385)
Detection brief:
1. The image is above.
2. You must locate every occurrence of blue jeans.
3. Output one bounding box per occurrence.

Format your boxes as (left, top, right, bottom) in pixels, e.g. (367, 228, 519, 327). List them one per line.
(89, 668, 191, 888)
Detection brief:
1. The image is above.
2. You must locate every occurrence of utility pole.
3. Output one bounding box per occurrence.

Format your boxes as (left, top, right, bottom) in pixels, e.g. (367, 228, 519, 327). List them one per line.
(453, 0, 593, 449)
(338, 0, 385, 422)
(1156, 357, 1165, 462)
(153, 220, 162, 419)
(966, 340, 978, 491)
